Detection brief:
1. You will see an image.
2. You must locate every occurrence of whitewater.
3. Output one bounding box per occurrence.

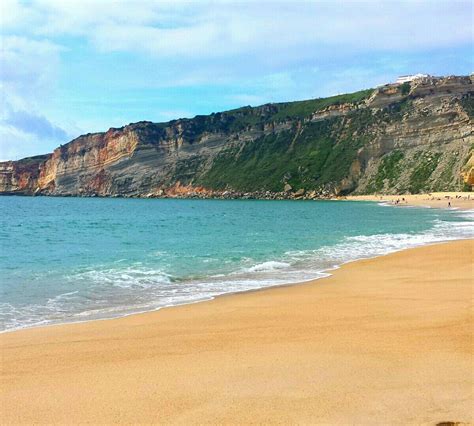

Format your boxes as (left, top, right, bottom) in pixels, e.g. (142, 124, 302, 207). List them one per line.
(0, 197, 472, 332)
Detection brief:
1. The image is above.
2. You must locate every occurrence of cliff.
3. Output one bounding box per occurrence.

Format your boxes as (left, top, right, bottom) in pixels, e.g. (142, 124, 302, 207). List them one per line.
(1, 75, 473, 198)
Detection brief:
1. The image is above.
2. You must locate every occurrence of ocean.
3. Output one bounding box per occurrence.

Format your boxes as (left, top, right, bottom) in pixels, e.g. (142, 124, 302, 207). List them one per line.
(1, 196, 472, 332)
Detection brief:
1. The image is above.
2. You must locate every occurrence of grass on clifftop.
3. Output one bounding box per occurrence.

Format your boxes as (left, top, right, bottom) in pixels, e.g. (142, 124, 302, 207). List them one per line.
(270, 89, 373, 122)
(219, 88, 374, 132)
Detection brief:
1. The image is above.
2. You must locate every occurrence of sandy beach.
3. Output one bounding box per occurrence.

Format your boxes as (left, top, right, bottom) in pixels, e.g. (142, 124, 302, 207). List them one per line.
(1, 239, 473, 424)
(345, 192, 473, 210)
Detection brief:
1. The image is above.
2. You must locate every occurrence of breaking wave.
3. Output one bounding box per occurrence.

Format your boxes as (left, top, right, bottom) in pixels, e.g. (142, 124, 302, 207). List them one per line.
(1, 207, 472, 333)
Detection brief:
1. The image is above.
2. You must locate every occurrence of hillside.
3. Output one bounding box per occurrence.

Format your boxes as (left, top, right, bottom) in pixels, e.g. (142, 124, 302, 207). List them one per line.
(1, 75, 473, 199)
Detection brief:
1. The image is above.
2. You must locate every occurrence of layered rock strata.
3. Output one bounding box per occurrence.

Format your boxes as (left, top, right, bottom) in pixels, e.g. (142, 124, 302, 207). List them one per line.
(1, 75, 472, 197)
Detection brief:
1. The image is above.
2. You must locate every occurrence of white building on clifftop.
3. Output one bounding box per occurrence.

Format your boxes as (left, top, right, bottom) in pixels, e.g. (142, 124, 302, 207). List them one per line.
(396, 74, 429, 84)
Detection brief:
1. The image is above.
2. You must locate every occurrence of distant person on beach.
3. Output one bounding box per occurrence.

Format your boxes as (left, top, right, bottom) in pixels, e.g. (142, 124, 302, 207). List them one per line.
(448, 201, 451, 207)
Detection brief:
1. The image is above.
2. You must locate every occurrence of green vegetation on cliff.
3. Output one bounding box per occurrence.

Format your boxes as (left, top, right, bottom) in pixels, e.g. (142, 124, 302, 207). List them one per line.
(196, 85, 472, 195)
(198, 120, 352, 192)
(269, 89, 373, 121)
(408, 153, 442, 193)
(366, 151, 405, 193)
(173, 88, 374, 136)
(199, 107, 378, 193)
(460, 93, 474, 118)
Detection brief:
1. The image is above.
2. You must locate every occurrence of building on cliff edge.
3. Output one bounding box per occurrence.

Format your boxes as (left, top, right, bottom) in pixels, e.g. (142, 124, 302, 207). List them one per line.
(396, 74, 430, 84)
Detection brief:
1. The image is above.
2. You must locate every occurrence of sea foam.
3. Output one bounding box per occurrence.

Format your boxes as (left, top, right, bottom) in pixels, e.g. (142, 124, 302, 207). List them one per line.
(1, 198, 472, 333)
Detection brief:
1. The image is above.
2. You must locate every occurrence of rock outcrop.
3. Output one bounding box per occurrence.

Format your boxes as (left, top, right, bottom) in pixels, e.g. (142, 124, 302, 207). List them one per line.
(1, 75, 472, 198)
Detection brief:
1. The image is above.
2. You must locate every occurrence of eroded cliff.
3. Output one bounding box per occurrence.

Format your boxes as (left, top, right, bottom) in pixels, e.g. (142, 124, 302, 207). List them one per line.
(1, 75, 472, 198)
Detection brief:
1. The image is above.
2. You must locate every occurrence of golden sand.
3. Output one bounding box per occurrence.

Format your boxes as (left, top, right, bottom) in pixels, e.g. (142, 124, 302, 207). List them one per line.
(345, 191, 473, 210)
(1, 240, 473, 424)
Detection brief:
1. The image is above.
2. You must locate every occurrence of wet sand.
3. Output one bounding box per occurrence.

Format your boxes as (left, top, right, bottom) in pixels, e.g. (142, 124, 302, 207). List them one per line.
(1, 240, 473, 424)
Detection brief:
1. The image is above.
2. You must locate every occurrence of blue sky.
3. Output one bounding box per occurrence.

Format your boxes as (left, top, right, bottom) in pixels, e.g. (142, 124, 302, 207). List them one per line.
(1, 0, 472, 160)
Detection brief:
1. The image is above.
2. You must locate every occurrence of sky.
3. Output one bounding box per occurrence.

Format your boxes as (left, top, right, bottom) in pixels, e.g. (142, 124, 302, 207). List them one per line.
(0, 0, 472, 160)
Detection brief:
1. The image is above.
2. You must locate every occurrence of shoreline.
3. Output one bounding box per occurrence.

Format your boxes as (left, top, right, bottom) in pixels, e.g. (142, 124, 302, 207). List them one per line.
(2, 231, 471, 336)
(1, 239, 472, 424)
(2, 191, 472, 209)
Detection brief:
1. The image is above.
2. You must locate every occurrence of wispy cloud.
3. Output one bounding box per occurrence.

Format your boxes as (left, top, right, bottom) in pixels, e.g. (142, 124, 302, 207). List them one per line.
(0, 35, 70, 159)
(3, 1, 472, 59)
(4, 109, 68, 140)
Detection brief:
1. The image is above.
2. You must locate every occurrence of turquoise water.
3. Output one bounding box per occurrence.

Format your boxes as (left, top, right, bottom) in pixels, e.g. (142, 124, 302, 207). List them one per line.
(0, 196, 472, 331)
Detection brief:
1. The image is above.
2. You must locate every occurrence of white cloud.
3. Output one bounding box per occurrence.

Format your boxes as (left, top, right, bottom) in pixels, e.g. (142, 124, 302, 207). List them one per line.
(1, 36, 62, 106)
(3, 1, 472, 58)
(0, 122, 55, 160)
(0, 0, 39, 29)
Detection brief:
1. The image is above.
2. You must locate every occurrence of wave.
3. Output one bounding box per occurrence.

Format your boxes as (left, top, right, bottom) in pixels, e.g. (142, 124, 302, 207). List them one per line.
(454, 209, 474, 220)
(2, 209, 473, 333)
(285, 213, 473, 268)
(73, 266, 173, 289)
(239, 261, 291, 273)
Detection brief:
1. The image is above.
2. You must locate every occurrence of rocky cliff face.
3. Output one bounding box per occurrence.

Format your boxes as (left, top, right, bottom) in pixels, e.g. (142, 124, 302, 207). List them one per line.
(1, 75, 472, 198)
